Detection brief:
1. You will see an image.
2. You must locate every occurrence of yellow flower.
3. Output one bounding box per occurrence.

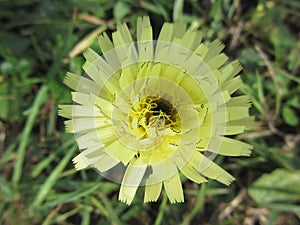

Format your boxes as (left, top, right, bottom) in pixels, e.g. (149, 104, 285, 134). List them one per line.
(59, 17, 253, 205)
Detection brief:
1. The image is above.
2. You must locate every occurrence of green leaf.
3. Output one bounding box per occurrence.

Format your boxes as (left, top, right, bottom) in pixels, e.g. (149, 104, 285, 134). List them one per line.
(113, 1, 130, 24)
(287, 95, 300, 109)
(238, 48, 263, 71)
(248, 169, 300, 214)
(0, 31, 30, 56)
(282, 105, 299, 126)
(0, 80, 10, 120)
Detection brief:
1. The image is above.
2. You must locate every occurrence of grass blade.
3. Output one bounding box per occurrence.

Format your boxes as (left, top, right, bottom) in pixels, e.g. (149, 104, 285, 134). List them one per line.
(31, 143, 76, 208)
(12, 85, 49, 187)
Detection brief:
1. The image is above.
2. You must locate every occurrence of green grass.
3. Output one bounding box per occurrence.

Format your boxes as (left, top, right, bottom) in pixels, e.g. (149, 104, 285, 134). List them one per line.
(1, 0, 300, 224)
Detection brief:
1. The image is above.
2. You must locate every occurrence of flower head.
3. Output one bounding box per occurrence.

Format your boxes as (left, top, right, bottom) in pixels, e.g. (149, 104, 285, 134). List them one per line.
(59, 17, 253, 205)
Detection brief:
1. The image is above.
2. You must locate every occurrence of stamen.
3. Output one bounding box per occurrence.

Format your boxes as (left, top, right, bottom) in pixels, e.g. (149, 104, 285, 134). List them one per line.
(128, 96, 181, 144)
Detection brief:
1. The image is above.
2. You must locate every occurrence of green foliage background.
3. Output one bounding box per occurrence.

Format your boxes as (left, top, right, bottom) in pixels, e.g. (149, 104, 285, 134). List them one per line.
(0, 0, 299, 224)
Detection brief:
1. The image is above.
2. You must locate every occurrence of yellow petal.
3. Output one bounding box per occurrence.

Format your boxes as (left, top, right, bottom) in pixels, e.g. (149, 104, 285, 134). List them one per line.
(219, 60, 242, 84)
(178, 76, 203, 103)
(172, 21, 186, 39)
(227, 117, 255, 130)
(179, 105, 201, 132)
(72, 145, 118, 171)
(83, 48, 113, 77)
(94, 94, 113, 118)
(209, 90, 231, 105)
(119, 64, 136, 89)
(138, 33, 154, 61)
(136, 61, 153, 79)
(71, 92, 92, 106)
(206, 53, 228, 70)
(137, 18, 153, 61)
(208, 137, 252, 156)
(186, 53, 209, 76)
(137, 16, 151, 41)
(112, 23, 132, 47)
(203, 40, 225, 61)
(73, 145, 104, 170)
(82, 48, 120, 94)
(98, 33, 121, 71)
(58, 105, 103, 119)
(164, 172, 184, 203)
(194, 43, 209, 60)
(104, 139, 135, 165)
(222, 76, 242, 94)
(174, 29, 202, 51)
(158, 23, 173, 42)
(190, 152, 235, 185)
(227, 106, 249, 121)
(160, 65, 184, 84)
(224, 125, 246, 135)
(98, 32, 114, 53)
(149, 159, 178, 181)
(72, 154, 89, 170)
(119, 158, 147, 205)
(64, 118, 111, 133)
(155, 42, 170, 63)
(64, 72, 101, 95)
(75, 126, 115, 150)
(76, 131, 102, 149)
(114, 42, 138, 68)
(144, 178, 162, 202)
(226, 95, 251, 107)
(149, 62, 162, 77)
(93, 152, 120, 172)
(180, 163, 207, 184)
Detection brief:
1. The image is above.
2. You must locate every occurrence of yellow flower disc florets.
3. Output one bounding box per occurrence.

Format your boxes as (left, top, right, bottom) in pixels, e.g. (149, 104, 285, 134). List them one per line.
(128, 96, 180, 147)
(111, 76, 199, 170)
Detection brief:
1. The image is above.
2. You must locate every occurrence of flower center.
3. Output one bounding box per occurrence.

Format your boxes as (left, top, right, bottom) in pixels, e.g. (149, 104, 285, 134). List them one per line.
(111, 76, 199, 158)
(128, 96, 180, 143)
